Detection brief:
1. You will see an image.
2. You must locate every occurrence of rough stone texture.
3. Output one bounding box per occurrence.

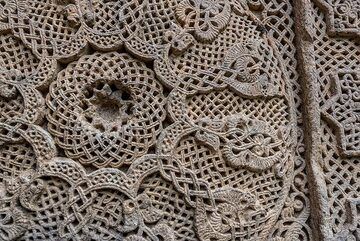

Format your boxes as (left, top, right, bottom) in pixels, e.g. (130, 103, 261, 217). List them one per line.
(294, 0, 359, 240)
(0, 0, 357, 240)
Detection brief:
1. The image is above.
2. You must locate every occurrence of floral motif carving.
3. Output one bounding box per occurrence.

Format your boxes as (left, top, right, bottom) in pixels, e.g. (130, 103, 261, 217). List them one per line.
(154, 85, 295, 239)
(0, 117, 295, 241)
(161, 88, 294, 171)
(219, 116, 287, 171)
(175, 0, 231, 43)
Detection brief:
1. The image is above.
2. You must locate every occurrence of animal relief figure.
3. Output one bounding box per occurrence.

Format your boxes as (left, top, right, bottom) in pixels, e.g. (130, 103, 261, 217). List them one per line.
(152, 1, 297, 230)
(1, 156, 178, 241)
(157, 107, 295, 240)
(0, 120, 57, 240)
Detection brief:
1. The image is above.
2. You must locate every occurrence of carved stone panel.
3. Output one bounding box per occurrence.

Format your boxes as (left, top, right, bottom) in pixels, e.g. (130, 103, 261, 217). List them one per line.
(295, 0, 360, 240)
(0, 0, 358, 240)
(313, 0, 359, 38)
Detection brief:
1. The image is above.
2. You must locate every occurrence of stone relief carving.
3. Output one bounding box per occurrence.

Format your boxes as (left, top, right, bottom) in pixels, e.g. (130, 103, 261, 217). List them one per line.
(0, 0, 144, 61)
(175, 0, 232, 43)
(0, 33, 57, 124)
(322, 70, 360, 157)
(47, 52, 166, 168)
(295, 0, 359, 240)
(313, 0, 360, 38)
(0, 0, 358, 240)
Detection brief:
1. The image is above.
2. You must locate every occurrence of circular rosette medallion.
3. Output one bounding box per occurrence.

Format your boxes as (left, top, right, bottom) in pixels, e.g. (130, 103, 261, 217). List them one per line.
(1, 0, 144, 61)
(47, 52, 166, 168)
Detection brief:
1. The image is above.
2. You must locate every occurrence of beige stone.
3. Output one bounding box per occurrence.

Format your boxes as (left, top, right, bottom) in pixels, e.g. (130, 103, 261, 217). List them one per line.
(0, 0, 358, 240)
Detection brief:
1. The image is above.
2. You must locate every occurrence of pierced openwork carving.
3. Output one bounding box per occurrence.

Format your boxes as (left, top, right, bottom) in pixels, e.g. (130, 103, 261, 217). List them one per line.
(47, 52, 166, 168)
(1, 0, 348, 240)
(175, 0, 231, 43)
(161, 89, 293, 172)
(0, 120, 56, 240)
(314, 0, 360, 38)
(322, 70, 360, 157)
(154, 82, 295, 239)
(0, 34, 57, 124)
(298, 0, 360, 239)
(0, 0, 144, 61)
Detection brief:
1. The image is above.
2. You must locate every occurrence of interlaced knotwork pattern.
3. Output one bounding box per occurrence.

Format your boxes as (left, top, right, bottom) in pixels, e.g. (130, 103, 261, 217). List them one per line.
(47, 52, 166, 168)
(0, 0, 319, 240)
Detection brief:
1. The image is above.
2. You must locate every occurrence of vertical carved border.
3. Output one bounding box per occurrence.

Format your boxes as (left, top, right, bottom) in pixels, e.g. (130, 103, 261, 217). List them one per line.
(293, 0, 332, 240)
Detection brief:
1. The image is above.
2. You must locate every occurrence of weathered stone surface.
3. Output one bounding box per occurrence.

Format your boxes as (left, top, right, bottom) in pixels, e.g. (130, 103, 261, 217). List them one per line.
(295, 0, 359, 240)
(0, 0, 358, 240)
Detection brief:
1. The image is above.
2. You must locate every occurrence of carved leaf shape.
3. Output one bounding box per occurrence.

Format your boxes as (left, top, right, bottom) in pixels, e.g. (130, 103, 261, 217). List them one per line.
(195, 130, 220, 150)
